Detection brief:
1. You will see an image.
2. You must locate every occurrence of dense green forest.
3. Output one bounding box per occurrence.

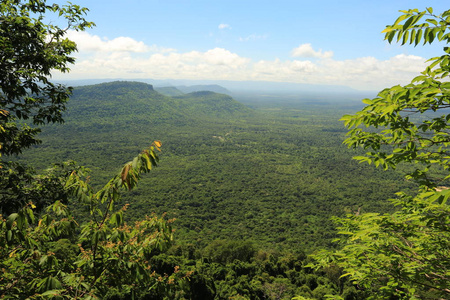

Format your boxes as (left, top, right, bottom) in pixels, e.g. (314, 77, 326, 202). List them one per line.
(8, 80, 416, 299)
(18, 81, 413, 251)
(2, 2, 449, 299)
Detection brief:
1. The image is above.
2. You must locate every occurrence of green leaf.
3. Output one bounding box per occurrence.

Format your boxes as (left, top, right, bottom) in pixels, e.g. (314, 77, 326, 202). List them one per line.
(426, 18, 438, 26)
(6, 213, 19, 229)
(387, 30, 396, 43)
(393, 13, 410, 26)
(6, 230, 13, 242)
(402, 30, 410, 45)
(339, 272, 352, 278)
(415, 29, 423, 46)
(38, 276, 62, 292)
(41, 290, 63, 296)
(428, 28, 435, 43)
(410, 29, 416, 44)
(402, 15, 416, 31)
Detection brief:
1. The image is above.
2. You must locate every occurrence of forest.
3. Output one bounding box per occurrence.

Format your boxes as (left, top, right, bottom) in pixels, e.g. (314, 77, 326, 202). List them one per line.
(4, 79, 403, 299)
(0, 80, 434, 299)
(21, 81, 413, 252)
(1, 2, 449, 300)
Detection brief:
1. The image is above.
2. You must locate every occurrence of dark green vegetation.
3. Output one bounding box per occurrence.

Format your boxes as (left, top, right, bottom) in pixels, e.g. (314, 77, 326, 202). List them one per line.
(3, 1, 449, 298)
(12, 80, 415, 299)
(20, 81, 413, 252)
(0, 0, 93, 215)
(0, 2, 181, 299)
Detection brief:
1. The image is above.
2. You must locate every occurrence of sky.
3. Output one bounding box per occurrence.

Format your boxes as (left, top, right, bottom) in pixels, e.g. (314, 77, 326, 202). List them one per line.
(51, 0, 449, 91)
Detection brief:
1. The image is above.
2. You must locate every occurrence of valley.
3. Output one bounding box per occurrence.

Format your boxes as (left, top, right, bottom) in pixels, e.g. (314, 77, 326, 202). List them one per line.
(20, 81, 414, 251)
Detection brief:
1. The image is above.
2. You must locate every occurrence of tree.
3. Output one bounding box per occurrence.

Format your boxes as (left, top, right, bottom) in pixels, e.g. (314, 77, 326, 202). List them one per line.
(0, 0, 94, 213)
(312, 8, 450, 300)
(0, 1, 187, 298)
(0, 142, 188, 299)
(0, 0, 94, 155)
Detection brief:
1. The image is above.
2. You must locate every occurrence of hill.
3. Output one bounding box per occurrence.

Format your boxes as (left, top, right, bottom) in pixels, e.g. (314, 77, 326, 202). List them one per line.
(20, 81, 415, 251)
(175, 84, 232, 95)
(154, 86, 185, 97)
(55, 78, 374, 102)
(66, 81, 250, 126)
(175, 91, 252, 118)
(68, 81, 186, 124)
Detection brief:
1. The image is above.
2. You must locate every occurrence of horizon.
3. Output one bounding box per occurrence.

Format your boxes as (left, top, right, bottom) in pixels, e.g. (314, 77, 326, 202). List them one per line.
(51, 0, 448, 91)
(58, 78, 377, 104)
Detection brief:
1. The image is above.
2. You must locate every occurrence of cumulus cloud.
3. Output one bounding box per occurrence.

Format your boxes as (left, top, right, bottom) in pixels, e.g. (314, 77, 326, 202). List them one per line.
(55, 32, 429, 90)
(218, 23, 231, 30)
(312, 54, 426, 89)
(387, 54, 424, 72)
(203, 48, 249, 66)
(291, 43, 333, 59)
(66, 30, 175, 53)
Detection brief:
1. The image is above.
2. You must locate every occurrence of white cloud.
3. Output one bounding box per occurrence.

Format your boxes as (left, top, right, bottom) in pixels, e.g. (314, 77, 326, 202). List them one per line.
(66, 30, 175, 53)
(203, 48, 249, 66)
(218, 23, 231, 30)
(313, 54, 426, 89)
(387, 54, 424, 73)
(291, 43, 333, 59)
(55, 32, 429, 90)
(291, 60, 316, 72)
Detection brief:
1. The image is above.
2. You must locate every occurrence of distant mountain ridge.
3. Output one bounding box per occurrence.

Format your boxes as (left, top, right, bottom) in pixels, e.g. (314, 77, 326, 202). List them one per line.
(154, 86, 184, 97)
(55, 78, 375, 101)
(155, 85, 232, 97)
(175, 84, 231, 95)
(175, 90, 252, 117)
(66, 81, 251, 125)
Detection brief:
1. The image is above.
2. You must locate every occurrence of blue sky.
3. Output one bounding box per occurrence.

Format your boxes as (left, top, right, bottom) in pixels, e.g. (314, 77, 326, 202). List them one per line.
(53, 0, 449, 90)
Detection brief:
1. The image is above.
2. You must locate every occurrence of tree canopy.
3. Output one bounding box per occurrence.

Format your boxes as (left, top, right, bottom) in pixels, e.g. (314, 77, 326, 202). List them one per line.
(314, 7, 450, 300)
(0, 0, 94, 156)
(341, 7, 450, 188)
(0, 0, 94, 214)
(0, 142, 185, 299)
(0, 2, 184, 299)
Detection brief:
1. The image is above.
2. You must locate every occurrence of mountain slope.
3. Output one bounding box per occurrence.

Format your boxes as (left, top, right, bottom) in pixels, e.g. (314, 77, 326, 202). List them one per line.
(154, 86, 185, 97)
(19, 80, 413, 251)
(67, 81, 186, 125)
(175, 91, 252, 118)
(66, 81, 251, 126)
(176, 84, 231, 95)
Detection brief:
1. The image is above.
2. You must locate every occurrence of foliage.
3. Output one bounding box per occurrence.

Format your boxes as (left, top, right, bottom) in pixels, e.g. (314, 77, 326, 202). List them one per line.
(313, 7, 450, 300)
(0, 2, 187, 299)
(0, 142, 187, 299)
(10, 78, 391, 297)
(174, 91, 252, 119)
(314, 191, 450, 299)
(0, 0, 94, 156)
(340, 7, 450, 188)
(157, 242, 366, 300)
(202, 240, 256, 264)
(5, 1, 448, 299)
(21, 81, 414, 251)
(0, 0, 94, 214)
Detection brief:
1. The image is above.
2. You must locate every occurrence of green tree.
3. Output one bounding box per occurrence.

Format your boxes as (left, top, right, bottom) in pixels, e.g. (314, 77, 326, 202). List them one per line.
(0, 0, 94, 155)
(0, 142, 186, 299)
(0, 0, 94, 214)
(0, 1, 185, 298)
(312, 8, 450, 300)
